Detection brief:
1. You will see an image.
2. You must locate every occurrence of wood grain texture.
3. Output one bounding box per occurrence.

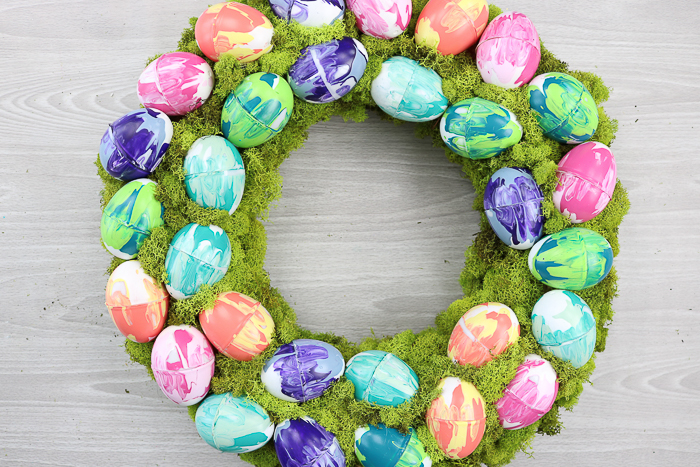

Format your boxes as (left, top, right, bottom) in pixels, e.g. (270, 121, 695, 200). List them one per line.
(0, 0, 699, 466)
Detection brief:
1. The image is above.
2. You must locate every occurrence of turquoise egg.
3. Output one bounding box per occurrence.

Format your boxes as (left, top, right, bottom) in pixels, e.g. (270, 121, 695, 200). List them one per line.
(531, 290, 596, 368)
(527, 72, 599, 144)
(440, 97, 522, 159)
(355, 424, 431, 467)
(345, 350, 418, 407)
(164, 223, 231, 300)
(371, 56, 448, 122)
(184, 135, 245, 215)
(195, 392, 274, 453)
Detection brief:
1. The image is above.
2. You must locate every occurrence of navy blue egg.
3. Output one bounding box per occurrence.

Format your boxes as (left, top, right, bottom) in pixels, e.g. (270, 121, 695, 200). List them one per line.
(274, 417, 345, 467)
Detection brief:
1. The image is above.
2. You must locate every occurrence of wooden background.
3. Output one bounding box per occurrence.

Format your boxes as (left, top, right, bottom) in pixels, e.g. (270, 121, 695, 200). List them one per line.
(1, 0, 698, 465)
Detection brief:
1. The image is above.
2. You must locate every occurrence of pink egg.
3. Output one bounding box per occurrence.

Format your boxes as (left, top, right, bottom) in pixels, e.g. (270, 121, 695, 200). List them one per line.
(476, 11, 540, 89)
(553, 142, 617, 223)
(347, 0, 412, 39)
(137, 52, 214, 116)
(151, 325, 215, 406)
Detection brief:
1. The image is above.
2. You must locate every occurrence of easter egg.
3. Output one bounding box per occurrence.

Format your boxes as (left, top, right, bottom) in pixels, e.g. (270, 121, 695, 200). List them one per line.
(527, 72, 599, 144)
(137, 52, 214, 116)
(288, 37, 368, 104)
(347, 0, 412, 39)
(495, 354, 559, 429)
(484, 167, 544, 249)
(221, 72, 294, 148)
(554, 142, 617, 223)
(105, 260, 168, 343)
(415, 0, 489, 56)
(447, 302, 520, 367)
(475, 11, 541, 89)
(345, 350, 419, 406)
(426, 377, 486, 459)
(164, 223, 232, 300)
(199, 291, 275, 361)
(99, 108, 172, 181)
(531, 290, 596, 368)
(371, 56, 448, 122)
(195, 2, 273, 63)
(261, 339, 345, 402)
(269, 0, 345, 28)
(440, 97, 522, 159)
(100, 179, 165, 260)
(196, 392, 274, 452)
(354, 424, 431, 467)
(528, 227, 613, 291)
(184, 135, 245, 214)
(151, 324, 215, 406)
(275, 417, 345, 467)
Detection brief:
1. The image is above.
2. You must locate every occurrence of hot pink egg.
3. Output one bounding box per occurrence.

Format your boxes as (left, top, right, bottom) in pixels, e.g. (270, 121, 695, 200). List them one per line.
(347, 0, 412, 39)
(553, 142, 617, 223)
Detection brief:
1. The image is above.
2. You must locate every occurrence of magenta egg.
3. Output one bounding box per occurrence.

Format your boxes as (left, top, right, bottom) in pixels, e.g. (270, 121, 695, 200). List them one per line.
(347, 0, 412, 39)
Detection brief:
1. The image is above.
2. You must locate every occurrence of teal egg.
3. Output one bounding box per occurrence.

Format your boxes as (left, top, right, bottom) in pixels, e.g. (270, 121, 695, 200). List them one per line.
(345, 350, 418, 407)
(354, 424, 431, 467)
(440, 97, 522, 159)
(527, 72, 599, 144)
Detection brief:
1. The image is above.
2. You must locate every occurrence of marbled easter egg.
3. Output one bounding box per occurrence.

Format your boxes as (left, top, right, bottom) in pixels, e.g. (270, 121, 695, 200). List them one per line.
(475, 11, 540, 89)
(554, 142, 617, 223)
(355, 424, 431, 467)
(484, 167, 544, 249)
(261, 339, 345, 402)
(426, 377, 486, 459)
(495, 354, 559, 429)
(99, 108, 173, 181)
(221, 72, 294, 148)
(415, 0, 489, 56)
(528, 72, 599, 144)
(151, 325, 215, 406)
(440, 97, 522, 159)
(347, 0, 412, 39)
(269, 0, 345, 28)
(288, 37, 368, 104)
(100, 179, 165, 260)
(164, 223, 232, 300)
(196, 392, 274, 452)
(371, 56, 448, 122)
(275, 417, 345, 467)
(195, 2, 273, 63)
(528, 227, 613, 291)
(448, 302, 520, 367)
(531, 290, 596, 368)
(105, 260, 168, 343)
(345, 350, 419, 406)
(199, 291, 274, 361)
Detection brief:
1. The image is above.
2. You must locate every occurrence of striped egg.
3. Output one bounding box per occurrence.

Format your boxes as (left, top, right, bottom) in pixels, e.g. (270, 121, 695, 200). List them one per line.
(345, 350, 419, 406)
(415, 0, 489, 55)
(275, 417, 345, 467)
(355, 424, 431, 467)
(269, 0, 345, 28)
(347, 0, 412, 39)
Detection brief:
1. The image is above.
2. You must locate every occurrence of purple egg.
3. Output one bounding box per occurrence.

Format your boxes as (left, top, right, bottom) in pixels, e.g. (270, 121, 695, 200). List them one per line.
(274, 417, 345, 467)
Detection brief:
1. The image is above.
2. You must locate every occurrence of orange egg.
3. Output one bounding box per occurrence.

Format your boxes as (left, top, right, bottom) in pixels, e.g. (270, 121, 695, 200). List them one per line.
(415, 0, 489, 56)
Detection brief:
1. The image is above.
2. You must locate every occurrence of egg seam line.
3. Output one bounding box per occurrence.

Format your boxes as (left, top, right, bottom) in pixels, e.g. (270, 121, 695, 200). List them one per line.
(185, 167, 246, 178)
(169, 245, 230, 273)
(153, 55, 176, 110)
(556, 168, 613, 195)
(108, 124, 153, 173)
(544, 87, 587, 138)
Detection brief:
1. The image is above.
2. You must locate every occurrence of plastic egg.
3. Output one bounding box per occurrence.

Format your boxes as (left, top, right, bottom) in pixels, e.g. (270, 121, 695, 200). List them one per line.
(275, 417, 345, 467)
(554, 142, 617, 223)
(426, 377, 486, 459)
(288, 37, 368, 104)
(528, 227, 613, 291)
(261, 339, 345, 402)
(371, 56, 448, 122)
(137, 52, 214, 116)
(221, 72, 294, 148)
(415, 0, 489, 55)
(354, 424, 431, 467)
(484, 167, 544, 249)
(345, 350, 418, 406)
(196, 392, 274, 452)
(105, 260, 168, 343)
(151, 324, 215, 406)
(440, 97, 522, 159)
(532, 290, 596, 368)
(164, 223, 232, 300)
(495, 354, 559, 429)
(184, 135, 245, 214)
(347, 0, 412, 39)
(199, 291, 275, 361)
(269, 0, 345, 28)
(99, 108, 172, 181)
(100, 179, 165, 259)
(475, 11, 540, 89)
(448, 302, 520, 367)
(528, 72, 599, 144)
(195, 2, 273, 63)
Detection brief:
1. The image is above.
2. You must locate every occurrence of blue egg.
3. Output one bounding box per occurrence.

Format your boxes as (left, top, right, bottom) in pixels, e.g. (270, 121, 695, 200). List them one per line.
(275, 417, 345, 467)
(269, 0, 345, 28)
(345, 350, 418, 407)
(354, 424, 431, 467)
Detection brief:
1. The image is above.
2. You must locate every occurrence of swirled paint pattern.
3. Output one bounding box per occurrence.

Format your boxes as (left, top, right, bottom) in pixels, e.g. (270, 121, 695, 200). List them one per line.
(345, 350, 419, 406)
(347, 0, 411, 39)
(355, 424, 431, 467)
(269, 0, 345, 28)
(414, 0, 489, 55)
(275, 417, 345, 467)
